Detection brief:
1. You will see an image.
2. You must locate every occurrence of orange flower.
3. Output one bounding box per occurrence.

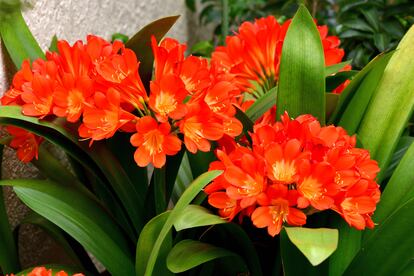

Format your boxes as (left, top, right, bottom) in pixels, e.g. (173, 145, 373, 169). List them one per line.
(151, 36, 186, 80)
(179, 102, 224, 153)
(78, 88, 136, 143)
(6, 266, 84, 276)
(6, 126, 43, 163)
(130, 116, 181, 168)
(53, 73, 94, 122)
(252, 199, 306, 237)
(149, 74, 188, 121)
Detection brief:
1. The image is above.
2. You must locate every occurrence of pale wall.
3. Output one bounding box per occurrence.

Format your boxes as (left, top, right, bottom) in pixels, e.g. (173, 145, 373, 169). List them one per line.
(0, 0, 194, 270)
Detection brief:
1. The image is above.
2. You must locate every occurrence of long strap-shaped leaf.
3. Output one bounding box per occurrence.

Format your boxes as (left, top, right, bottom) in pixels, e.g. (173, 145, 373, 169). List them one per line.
(277, 5, 325, 123)
(0, 10, 44, 67)
(357, 25, 414, 181)
(344, 197, 414, 276)
(139, 170, 222, 276)
(0, 179, 135, 276)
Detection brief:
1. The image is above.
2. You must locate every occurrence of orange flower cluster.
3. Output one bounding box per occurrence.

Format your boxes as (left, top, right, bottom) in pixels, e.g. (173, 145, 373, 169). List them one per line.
(205, 113, 380, 236)
(1, 35, 242, 168)
(212, 15, 350, 93)
(7, 266, 84, 276)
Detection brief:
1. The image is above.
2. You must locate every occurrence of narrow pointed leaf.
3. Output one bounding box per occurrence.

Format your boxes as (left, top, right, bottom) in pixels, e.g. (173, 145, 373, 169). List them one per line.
(0, 10, 44, 67)
(245, 86, 277, 122)
(285, 227, 338, 266)
(136, 212, 173, 276)
(345, 197, 414, 276)
(328, 52, 389, 125)
(357, 26, 414, 181)
(166, 240, 239, 273)
(277, 5, 325, 122)
(174, 205, 225, 231)
(143, 170, 222, 276)
(0, 179, 134, 276)
(325, 60, 352, 76)
(338, 51, 393, 134)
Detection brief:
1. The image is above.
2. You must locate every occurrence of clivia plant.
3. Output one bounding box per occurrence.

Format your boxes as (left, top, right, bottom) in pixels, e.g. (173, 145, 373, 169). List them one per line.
(0, 3, 414, 276)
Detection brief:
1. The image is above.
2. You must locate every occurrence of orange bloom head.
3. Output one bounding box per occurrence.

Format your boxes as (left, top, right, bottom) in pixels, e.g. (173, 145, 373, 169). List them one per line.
(149, 74, 188, 121)
(206, 112, 380, 236)
(6, 266, 85, 276)
(211, 15, 349, 94)
(130, 116, 181, 168)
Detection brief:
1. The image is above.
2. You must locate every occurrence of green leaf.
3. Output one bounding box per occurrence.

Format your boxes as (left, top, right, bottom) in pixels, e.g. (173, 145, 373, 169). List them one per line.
(111, 33, 129, 43)
(357, 26, 414, 181)
(325, 61, 352, 76)
(0, 179, 135, 276)
(18, 212, 95, 272)
(373, 33, 389, 52)
(0, 10, 44, 68)
(284, 227, 338, 266)
(328, 218, 361, 276)
(191, 40, 214, 57)
(0, 147, 20, 274)
(143, 170, 222, 276)
(171, 152, 193, 203)
(245, 86, 277, 122)
(48, 35, 58, 52)
(337, 51, 393, 134)
(328, 52, 392, 125)
(344, 197, 414, 276)
(368, 142, 414, 227)
(173, 205, 225, 231)
(187, 151, 216, 178)
(277, 5, 326, 122)
(326, 71, 358, 92)
(166, 240, 239, 273)
(399, 260, 414, 276)
(360, 9, 380, 32)
(136, 212, 173, 276)
(281, 229, 328, 276)
(126, 16, 179, 89)
(381, 136, 414, 180)
(234, 106, 253, 143)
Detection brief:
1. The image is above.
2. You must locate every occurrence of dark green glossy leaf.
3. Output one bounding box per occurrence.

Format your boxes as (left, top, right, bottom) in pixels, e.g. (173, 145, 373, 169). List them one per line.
(326, 93, 339, 121)
(234, 106, 253, 143)
(166, 240, 239, 273)
(0, 179, 134, 275)
(368, 142, 414, 228)
(285, 227, 338, 266)
(245, 86, 277, 122)
(344, 197, 414, 276)
(143, 170, 222, 276)
(0, 10, 44, 68)
(277, 5, 325, 122)
(187, 150, 216, 178)
(171, 152, 193, 203)
(173, 205, 225, 231)
(360, 9, 380, 32)
(381, 136, 414, 181)
(126, 16, 179, 89)
(136, 212, 173, 276)
(357, 26, 414, 181)
(326, 71, 358, 92)
(328, 218, 361, 276)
